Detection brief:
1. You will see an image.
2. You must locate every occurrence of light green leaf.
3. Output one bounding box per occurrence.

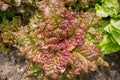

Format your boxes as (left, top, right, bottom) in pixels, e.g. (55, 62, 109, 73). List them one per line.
(111, 19, 120, 30)
(98, 34, 120, 54)
(111, 30, 120, 45)
(95, 4, 108, 18)
(104, 24, 111, 33)
(95, 0, 119, 18)
(109, 25, 120, 45)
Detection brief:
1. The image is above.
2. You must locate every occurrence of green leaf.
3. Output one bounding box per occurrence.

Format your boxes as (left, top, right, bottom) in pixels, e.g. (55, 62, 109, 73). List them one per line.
(105, 19, 120, 45)
(111, 19, 120, 30)
(111, 30, 120, 45)
(95, 0, 120, 18)
(104, 24, 111, 33)
(95, 4, 108, 18)
(30, 63, 41, 75)
(109, 25, 120, 45)
(99, 17, 120, 54)
(98, 34, 120, 54)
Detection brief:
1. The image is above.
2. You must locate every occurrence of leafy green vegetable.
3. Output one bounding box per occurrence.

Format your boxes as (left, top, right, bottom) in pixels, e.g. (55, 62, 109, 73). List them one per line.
(99, 22, 120, 53)
(111, 19, 120, 30)
(111, 30, 120, 45)
(98, 34, 120, 54)
(95, 0, 120, 54)
(95, 0, 120, 18)
(99, 20, 120, 54)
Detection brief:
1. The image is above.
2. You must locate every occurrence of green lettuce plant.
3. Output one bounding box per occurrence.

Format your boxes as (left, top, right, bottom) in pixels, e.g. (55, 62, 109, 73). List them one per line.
(95, 0, 120, 54)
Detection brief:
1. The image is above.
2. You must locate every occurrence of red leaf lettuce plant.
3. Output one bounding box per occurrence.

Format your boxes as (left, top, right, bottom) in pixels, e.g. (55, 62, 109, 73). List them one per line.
(14, 0, 108, 79)
(0, 0, 111, 80)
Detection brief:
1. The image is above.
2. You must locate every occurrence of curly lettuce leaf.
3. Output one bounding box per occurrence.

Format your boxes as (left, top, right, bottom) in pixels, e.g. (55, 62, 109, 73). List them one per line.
(110, 21, 120, 46)
(95, 0, 120, 18)
(95, 0, 120, 54)
(99, 19, 120, 54)
(104, 19, 120, 45)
